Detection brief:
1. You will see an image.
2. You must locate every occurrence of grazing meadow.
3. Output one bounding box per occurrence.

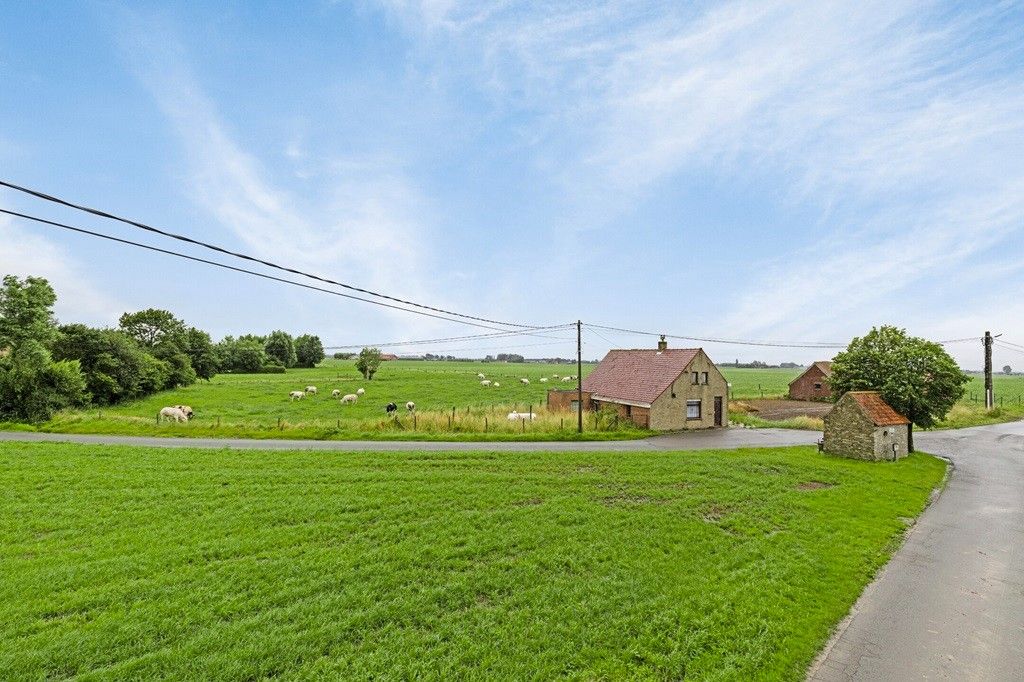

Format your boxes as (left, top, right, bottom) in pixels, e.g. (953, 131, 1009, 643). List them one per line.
(0, 441, 946, 680)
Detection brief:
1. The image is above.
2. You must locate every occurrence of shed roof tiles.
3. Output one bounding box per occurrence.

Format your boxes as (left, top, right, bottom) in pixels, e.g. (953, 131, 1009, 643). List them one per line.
(846, 391, 910, 426)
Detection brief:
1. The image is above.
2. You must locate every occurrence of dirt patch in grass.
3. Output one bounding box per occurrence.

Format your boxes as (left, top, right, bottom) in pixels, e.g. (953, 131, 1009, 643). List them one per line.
(744, 399, 832, 421)
(701, 503, 732, 522)
(796, 481, 836, 491)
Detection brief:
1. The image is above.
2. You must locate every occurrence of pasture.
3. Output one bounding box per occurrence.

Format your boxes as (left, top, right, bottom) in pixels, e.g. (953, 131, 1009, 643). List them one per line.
(0, 442, 946, 680)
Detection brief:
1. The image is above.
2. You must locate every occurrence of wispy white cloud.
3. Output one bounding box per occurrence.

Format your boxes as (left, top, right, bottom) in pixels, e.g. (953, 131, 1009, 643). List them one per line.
(118, 15, 448, 339)
(380, 0, 1024, 356)
(0, 213, 125, 325)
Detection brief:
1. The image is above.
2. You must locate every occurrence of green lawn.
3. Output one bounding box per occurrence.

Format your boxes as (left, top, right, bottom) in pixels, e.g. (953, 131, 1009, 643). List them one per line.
(720, 368, 801, 399)
(0, 442, 946, 680)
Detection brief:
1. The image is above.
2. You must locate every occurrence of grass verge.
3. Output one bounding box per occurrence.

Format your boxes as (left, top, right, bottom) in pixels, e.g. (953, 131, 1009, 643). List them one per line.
(0, 442, 945, 680)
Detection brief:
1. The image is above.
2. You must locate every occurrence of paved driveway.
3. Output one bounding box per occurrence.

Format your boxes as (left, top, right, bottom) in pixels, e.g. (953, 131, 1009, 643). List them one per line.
(810, 422, 1024, 680)
(0, 427, 820, 451)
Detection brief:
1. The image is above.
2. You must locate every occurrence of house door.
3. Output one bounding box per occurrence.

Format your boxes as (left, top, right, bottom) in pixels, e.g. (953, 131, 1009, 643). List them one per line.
(714, 396, 723, 426)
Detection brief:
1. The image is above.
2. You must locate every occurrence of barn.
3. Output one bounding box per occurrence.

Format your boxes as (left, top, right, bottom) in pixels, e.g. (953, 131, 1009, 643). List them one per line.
(549, 340, 728, 430)
(788, 361, 833, 401)
(823, 391, 910, 461)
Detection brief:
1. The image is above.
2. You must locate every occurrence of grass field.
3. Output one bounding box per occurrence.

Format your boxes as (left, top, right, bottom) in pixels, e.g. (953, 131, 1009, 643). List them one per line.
(0, 442, 946, 680)
(3, 361, 1021, 440)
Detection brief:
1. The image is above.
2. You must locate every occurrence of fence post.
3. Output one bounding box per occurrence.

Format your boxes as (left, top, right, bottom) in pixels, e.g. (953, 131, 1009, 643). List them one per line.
(485, 416, 488, 432)
(414, 414, 417, 431)
(522, 417, 525, 433)
(278, 416, 282, 430)
(217, 416, 221, 428)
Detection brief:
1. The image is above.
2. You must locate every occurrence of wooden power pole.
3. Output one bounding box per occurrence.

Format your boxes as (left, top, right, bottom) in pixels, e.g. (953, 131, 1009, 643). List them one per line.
(984, 330, 994, 409)
(577, 319, 585, 430)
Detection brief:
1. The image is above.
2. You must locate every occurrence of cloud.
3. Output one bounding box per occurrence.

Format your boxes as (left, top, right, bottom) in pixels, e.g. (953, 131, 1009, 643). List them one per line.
(380, 0, 1024, 354)
(0, 213, 125, 325)
(118, 15, 448, 339)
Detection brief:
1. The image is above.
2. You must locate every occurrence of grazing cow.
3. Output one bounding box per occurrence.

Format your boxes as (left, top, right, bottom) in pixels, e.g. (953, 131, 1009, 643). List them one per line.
(385, 402, 398, 414)
(480, 380, 491, 387)
(508, 411, 537, 421)
(340, 394, 358, 404)
(540, 377, 548, 382)
(493, 382, 500, 387)
(356, 388, 365, 396)
(331, 389, 341, 398)
(305, 386, 317, 395)
(520, 378, 530, 384)
(174, 405, 194, 419)
(289, 391, 305, 400)
(563, 376, 574, 382)
(406, 401, 416, 412)
(158, 406, 188, 423)
(477, 373, 485, 379)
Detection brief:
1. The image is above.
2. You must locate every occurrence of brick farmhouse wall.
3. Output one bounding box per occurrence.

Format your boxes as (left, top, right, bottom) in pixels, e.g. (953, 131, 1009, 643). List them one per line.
(789, 365, 832, 401)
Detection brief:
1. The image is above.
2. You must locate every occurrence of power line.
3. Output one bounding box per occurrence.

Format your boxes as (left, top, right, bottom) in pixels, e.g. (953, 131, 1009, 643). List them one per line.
(586, 322, 847, 349)
(997, 338, 1024, 350)
(0, 208, 528, 333)
(323, 325, 576, 350)
(0, 179, 539, 329)
(994, 341, 1024, 356)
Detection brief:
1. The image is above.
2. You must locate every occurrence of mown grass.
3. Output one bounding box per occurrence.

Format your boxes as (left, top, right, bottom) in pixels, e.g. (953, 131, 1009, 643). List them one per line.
(0, 442, 946, 680)
(720, 368, 802, 399)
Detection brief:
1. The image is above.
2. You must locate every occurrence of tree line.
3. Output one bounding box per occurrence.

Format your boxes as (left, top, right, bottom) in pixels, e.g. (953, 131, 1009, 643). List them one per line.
(0, 275, 324, 422)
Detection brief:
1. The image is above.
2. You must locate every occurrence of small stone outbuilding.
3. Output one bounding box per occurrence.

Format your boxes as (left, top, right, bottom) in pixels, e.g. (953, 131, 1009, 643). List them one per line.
(823, 391, 910, 461)
(789, 361, 833, 401)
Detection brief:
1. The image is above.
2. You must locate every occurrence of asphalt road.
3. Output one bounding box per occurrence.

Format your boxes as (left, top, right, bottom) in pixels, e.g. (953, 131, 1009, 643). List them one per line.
(810, 421, 1024, 681)
(0, 426, 821, 451)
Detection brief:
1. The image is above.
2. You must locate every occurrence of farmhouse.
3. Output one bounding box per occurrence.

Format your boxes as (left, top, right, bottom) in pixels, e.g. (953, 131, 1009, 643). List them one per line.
(548, 340, 728, 430)
(823, 391, 910, 461)
(789, 361, 833, 401)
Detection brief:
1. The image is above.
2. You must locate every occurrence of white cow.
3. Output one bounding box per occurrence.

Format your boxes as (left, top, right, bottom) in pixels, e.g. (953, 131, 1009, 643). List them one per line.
(540, 377, 548, 382)
(174, 405, 194, 419)
(289, 391, 305, 400)
(356, 388, 365, 396)
(507, 411, 537, 421)
(158, 406, 188, 423)
(493, 382, 500, 388)
(340, 394, 358, 404)
(477, 373, 485, 379)
(331, 389, 341, 398)
(563, 376, 574, 382)
(305, 386, 317, 395)
(480, 380, 491, 387)
(406, 401, 416, 412)
(520, 378, 530, 384)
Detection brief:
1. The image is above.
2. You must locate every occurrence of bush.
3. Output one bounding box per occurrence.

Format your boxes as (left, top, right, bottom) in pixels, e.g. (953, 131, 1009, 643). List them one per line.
(0, 341, 88, 422)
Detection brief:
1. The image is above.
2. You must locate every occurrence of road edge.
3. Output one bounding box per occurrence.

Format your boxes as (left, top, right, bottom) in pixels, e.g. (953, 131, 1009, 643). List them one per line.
(804, 454, 954, 680)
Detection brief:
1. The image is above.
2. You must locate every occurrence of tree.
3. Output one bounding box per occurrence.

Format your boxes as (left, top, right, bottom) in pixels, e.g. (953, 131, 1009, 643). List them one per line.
(264, 330, 297, 368)
(52, 324, 161, 405)
(829, 326, 970, 451)
(294, 334, 325, 368)
(182, 327, 218, 380)
(215, 336, 267, 373)
(1004, 365, 1013, 375)
(0, 339, 88, 422)
(0, 275, 58, 349)
(355, 347, 382, 380)
(118, 309, 185, 349)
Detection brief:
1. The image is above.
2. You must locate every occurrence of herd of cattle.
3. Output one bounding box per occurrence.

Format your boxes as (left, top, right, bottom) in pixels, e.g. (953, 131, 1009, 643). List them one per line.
(476, 372, 576, 388)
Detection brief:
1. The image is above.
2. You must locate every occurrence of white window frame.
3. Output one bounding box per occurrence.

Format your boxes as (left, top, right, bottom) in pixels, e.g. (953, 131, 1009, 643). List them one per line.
(686, 399, 701, 420)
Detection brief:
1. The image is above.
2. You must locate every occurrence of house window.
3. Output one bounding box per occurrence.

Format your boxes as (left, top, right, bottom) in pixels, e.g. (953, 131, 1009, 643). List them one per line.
(701, 372, 709, 385)
(625, 405, 632, 417)
(570, 401, 580, 412)
(692, 372, 700, 385)
(686, 400, 701, 420)
(814, 382, 822, 389)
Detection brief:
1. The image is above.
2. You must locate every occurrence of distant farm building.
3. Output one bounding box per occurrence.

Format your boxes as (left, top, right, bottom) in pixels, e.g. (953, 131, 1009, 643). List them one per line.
(380, 353, 399, 361)
(823, 391, 909, 461)
(548, 339, 727, 430)
(789, 361, 833, 401)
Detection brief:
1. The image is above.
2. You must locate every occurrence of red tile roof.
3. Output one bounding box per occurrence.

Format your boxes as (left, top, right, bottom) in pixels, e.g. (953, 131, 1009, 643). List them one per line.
(582, 349, 700, 405)
(847, 391, 910, 426)
(788, 360, 833, 386)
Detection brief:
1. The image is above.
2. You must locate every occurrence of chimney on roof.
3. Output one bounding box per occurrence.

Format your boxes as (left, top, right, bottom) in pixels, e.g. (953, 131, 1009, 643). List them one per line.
(657, 335, 668, 351)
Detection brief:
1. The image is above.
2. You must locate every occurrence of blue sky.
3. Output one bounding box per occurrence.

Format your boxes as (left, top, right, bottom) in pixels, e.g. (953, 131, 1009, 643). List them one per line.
(2, 1, 1023, 369)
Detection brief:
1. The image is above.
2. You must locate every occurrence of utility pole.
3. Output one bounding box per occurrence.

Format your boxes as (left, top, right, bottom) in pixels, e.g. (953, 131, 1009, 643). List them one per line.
(577, 320, 583, 434)
(984, 331, 994, 409)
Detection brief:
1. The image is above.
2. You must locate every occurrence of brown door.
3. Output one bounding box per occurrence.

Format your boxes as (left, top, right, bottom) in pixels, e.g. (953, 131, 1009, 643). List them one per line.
(714, 396, 723, 426)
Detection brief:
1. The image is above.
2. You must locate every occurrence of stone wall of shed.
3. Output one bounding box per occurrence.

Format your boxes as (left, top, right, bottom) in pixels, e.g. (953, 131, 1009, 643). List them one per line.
(648, 351, 728, 430)
(873, 423, 909, 460)
(823, 400, 877, 459)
